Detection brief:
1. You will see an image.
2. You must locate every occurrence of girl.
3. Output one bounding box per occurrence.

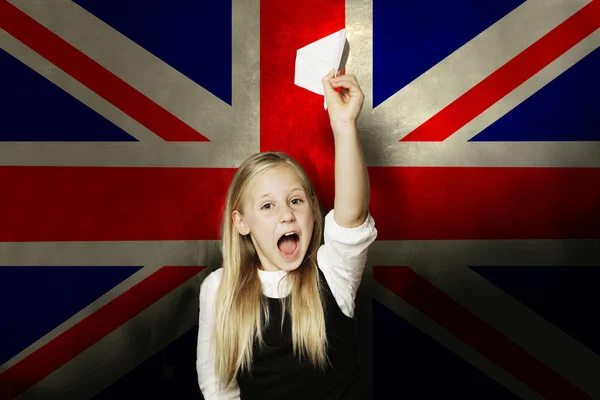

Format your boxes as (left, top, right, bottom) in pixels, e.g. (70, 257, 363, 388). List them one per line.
(196, 70, 377, 399)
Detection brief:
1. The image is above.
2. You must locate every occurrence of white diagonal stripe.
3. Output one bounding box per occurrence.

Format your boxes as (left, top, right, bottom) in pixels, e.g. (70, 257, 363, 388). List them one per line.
(0, 240, 221, 372)
(8, 0, 229, 136)
(17, 272, 207, 399)
(2, 0, 260, 167)
(369, 240, 600, 398)
(347, 0, 600, 167)
(372, 0, 590, 133)
(2, 238, 599, 396)
(448, 28, 600, 143)
(366, 271, 544, 400)
(0, 28, 162, 144)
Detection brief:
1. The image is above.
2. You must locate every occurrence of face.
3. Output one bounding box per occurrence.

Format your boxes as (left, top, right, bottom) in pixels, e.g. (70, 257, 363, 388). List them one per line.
(232, 164, 315, 272)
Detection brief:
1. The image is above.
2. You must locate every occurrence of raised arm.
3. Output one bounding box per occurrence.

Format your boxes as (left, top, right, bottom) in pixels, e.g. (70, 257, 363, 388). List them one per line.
(322, 70, 370, 228)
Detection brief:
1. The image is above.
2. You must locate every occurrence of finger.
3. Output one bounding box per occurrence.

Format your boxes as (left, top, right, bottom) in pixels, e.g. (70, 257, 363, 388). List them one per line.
(323, 69, 336, 79)
(329, 78, 362, 96)
(330, 74, 358, 86)
(331, 73, 356, 80)
(322, 69, 336, 86)
(330, 79, 356, 89)
(322, 69, 342, 108)
(342, 87, 350, 98)
(322, 69, 338, 95)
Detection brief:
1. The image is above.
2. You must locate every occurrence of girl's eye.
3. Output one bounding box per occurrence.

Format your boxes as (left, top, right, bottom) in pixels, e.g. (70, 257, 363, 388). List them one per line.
(261, 203, 273, 210)
(291, 198, 303, 205)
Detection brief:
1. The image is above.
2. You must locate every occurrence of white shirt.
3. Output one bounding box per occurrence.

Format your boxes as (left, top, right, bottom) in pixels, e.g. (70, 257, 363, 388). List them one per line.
(196, 210, 377, 399)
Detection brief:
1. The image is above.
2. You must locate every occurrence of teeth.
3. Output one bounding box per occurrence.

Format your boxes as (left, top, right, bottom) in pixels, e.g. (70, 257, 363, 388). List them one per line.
(284, 232, 295, 236)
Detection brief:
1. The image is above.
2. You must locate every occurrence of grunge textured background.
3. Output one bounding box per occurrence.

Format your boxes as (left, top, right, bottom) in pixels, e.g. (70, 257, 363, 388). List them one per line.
(1, 0, 599, 398)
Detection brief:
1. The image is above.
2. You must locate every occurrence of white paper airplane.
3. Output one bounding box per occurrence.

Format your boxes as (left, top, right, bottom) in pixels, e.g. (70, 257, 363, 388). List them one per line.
(294, 29, 348, 109)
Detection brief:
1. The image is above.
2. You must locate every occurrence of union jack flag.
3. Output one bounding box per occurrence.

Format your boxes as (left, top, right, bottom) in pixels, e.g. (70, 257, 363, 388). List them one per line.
(0, 0, 599, 399)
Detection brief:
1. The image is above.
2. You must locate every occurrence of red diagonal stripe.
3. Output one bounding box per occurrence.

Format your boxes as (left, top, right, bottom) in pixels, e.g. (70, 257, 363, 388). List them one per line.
(401, 0, 600, 142)
(0, 266, 205, 400)
(0, 1, 208, 142)
(373, 266, 592, 399)
(0, 166, 235, 242)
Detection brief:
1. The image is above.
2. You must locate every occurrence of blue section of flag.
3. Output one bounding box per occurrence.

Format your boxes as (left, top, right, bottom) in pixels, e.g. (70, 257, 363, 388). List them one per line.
(93, 326, 200, 399)
(472, 47, 600, 141)
(372, 0, 525, 107)
(73, 0, 232, 105)
(0, 49, 136, 142)
(471, 266, 600, 355)
(373, 301, 518, 399)
(0, 266, 141, 365)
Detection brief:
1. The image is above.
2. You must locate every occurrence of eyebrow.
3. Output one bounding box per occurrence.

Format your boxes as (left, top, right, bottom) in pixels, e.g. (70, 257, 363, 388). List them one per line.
(257, 187, 305, 199)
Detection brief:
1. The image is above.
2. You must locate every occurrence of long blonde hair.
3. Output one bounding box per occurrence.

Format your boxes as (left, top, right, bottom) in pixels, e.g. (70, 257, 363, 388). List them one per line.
(214, 152, 327, 387)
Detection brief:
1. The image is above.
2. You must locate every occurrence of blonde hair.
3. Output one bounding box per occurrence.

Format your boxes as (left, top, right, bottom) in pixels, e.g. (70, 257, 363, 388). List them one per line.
(214, 152, 327, 387)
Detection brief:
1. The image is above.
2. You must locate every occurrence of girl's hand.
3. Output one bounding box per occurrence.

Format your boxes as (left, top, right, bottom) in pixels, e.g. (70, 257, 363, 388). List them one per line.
(322, 70, 365, 131)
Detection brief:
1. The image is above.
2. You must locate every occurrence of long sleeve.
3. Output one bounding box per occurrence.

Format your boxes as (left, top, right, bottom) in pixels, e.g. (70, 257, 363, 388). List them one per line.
(316, 210, 377, 318)
(196, 269, 241, 399)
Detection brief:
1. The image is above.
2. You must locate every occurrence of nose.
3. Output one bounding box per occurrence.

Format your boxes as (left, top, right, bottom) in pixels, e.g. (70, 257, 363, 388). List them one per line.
(279, 204, 296, 224)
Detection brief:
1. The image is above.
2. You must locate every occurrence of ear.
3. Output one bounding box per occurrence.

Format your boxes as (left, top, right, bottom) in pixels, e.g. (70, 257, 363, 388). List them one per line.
(232, 210, 250, 235)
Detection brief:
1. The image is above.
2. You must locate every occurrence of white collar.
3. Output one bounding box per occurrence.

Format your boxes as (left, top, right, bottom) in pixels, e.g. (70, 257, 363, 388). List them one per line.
(257, 268, 291, 298)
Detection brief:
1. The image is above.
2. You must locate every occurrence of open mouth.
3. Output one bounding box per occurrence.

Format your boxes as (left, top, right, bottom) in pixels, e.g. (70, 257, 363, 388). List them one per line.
(277, 232, 300, 259)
